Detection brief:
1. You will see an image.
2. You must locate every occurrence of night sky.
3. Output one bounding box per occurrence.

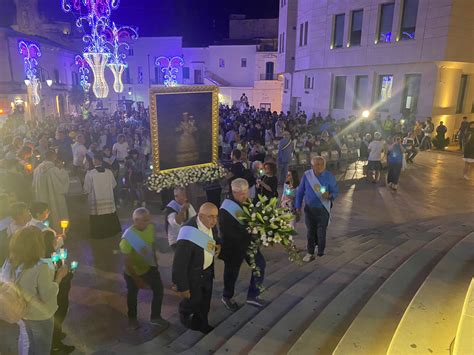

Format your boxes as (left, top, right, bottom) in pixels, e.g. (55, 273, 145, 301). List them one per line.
(0, 0, 279, 46)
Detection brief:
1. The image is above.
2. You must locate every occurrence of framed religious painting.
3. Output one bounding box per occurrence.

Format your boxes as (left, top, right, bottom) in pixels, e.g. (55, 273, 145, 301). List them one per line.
(149, 85, 219, 173)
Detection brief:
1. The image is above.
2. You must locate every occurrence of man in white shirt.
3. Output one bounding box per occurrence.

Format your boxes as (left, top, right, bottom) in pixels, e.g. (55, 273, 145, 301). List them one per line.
(113, 134, 129, 162)
(72, 134, 87, 181)
(165, 187, 196, 250)
(367, 131, 385, 183)
(172, 203, 220, 334)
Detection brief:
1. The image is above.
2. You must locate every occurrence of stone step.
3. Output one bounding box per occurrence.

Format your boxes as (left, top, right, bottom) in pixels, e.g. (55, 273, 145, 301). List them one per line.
(332, 225, 474, 355)
(387, 231, 474, 355)
(245, 241, 396, 355)
(452, 278, 474, 355)
(286, 236, 437, 355)
(210, 240, 385, 355)
(183, 238, 383, 354)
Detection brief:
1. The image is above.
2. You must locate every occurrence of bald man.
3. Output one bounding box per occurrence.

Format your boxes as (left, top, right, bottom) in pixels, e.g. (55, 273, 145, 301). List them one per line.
(172, 203, 221, 334)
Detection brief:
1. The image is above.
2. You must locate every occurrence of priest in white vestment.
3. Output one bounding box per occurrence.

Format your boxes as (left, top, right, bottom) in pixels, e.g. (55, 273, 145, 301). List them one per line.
(83, 153, 121, 238)
(32, 150, 70, 232)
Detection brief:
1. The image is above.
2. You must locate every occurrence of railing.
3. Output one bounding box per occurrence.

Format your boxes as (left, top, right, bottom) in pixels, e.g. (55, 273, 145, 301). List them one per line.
(259, 73, 279, 81)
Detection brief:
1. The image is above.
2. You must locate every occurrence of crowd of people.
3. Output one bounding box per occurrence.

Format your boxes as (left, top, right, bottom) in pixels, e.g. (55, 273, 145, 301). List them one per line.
(1, 101, 473, 354)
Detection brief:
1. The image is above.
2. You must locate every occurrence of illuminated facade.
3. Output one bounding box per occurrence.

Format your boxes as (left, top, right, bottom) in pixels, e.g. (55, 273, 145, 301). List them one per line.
(279, 0, 474, 137)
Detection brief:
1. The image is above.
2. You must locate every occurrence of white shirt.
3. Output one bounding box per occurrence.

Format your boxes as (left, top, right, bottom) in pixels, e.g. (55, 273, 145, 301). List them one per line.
(197, 217, 214, 270)
(368, 140, 384, 161)
(72, 142, 87, 167)
(113, 142, 129, 161)
(167, 204, 196, 246)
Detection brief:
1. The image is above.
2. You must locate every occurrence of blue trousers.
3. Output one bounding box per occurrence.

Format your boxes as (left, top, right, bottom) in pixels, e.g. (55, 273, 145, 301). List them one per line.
(23, 317, 54, 355)
(304, 206, 330, 255)
(223, 250, 266, 300)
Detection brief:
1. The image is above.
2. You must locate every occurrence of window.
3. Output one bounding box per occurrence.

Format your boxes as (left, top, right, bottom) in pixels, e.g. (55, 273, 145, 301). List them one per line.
(279, 33, 282, 53)
(54, 69, 60, 84)
(401, 74, 421, 112)
(72, 72, 79, 86)
(400, 0, 419, 40)
(456, 75, 468, 114)
(183, 67, 190, 79)
(378, 3, 394, 43)
(282, 32, 285, 52)
(350, 10, 363, 46)
(353, 75, 368, 109)
(304, 76, 314, 89)
(304, 21, 309, 46)
(194, 69, 203, 84)
(284, 78, 289, 90)
(124, 67, 131, 84)
(332, 76, 346, 109)
(376, 75, 394, 111)
(128, 48, 134, 56)
(241, 58, 247, 68)
(219, 58, 225, 68)
(332, 14, 345, 48)
(299, 23, 304, 47)
(280, 0, 286, 7)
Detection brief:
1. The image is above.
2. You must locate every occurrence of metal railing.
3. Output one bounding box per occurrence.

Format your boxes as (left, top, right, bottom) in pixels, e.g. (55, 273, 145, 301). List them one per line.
(259, 73, 279, 81)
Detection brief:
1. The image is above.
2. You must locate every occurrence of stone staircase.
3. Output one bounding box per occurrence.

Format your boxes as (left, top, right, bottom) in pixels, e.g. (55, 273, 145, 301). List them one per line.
(104, 214, 474, 355)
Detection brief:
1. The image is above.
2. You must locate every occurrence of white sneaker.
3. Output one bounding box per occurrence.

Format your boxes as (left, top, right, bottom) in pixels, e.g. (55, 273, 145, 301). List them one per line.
(464, 175, 471, 180)
(392, 184, 398, 190)
(387, 182, 393, 188)
(302, 253, 315, 262)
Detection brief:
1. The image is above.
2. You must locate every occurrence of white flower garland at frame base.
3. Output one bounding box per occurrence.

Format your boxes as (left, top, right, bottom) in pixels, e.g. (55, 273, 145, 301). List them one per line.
(147, 165, 226, 193)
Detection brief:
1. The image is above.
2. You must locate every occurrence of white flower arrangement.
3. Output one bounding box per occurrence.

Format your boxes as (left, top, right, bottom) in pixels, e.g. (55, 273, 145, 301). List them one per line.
(238, 195, 302, 292)
(146, 164, 226, 193)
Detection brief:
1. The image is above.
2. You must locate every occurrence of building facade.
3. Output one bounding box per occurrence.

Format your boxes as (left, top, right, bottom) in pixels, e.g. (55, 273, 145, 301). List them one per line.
(278, 0, 474, 137)
(0, 4, 283, 120)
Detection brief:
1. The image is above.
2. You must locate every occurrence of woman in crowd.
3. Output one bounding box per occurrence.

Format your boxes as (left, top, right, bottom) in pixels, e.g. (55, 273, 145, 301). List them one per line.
(387, 136, 404, 190)
(256, 161, 278, 199)
(2, 227, 69, 354)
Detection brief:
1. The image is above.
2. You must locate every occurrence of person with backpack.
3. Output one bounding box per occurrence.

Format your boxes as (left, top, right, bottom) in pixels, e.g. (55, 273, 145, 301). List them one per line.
(1, 227, 69, 354)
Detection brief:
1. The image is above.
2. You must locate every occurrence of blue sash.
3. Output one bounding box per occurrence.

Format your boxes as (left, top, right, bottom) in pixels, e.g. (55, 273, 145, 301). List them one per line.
(167, 200, 182, 213)
(305, 170, 331, 215)
(220, 199, 244, 225)
(177, 226, 216, 255)
(122, 227, 157, 266)
(0, 217, 12, 232)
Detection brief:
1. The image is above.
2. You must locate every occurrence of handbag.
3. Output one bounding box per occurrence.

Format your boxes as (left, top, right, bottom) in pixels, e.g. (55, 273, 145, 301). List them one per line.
(0, 267, 27, 324)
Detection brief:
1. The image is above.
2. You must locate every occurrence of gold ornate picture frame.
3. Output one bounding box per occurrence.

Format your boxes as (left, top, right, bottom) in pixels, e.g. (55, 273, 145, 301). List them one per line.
(149, 85, 219, 174)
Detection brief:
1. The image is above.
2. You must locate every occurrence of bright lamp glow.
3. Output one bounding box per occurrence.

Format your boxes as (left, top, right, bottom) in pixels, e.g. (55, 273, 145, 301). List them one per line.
(362, 110, 370, 118)
(84, 52, 110, 98)
(46, 79, 53, 87)
(24, 79, 31, 86)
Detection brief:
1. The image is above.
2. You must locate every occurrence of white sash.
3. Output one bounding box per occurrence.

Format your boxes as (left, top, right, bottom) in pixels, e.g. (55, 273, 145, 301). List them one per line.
(304, 170, 331, 215)
(177, 226, 216, 255)
(122, 227, 157, 267)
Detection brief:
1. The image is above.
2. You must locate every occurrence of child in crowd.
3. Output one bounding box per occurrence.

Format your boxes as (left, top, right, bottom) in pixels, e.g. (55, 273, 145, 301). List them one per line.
(280, 170, 300, 226)
(29, 201, 64, 249)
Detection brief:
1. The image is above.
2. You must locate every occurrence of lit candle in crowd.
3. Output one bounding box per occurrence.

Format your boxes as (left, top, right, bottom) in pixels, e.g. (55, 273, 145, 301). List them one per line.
(71, 261, 78, 270)
(60, 220, 69, 234)
(320, 186, 327, 194)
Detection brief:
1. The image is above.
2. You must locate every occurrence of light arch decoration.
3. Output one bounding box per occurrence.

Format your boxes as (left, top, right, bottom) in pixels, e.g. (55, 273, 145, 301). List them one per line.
(155, 56, 184, 87)
(18, 40, 42, 105)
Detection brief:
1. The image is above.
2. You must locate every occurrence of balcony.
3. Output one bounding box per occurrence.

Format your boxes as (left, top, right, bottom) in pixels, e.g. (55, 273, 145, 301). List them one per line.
(259, 73, 280, 81)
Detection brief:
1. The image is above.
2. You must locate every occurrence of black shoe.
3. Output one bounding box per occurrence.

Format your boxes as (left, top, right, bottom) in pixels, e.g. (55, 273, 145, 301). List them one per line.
(222, 297, 239, 312)
(200, 325, 215, 334)
(51, 342, 75, 354)
(317, 253, 324, 257)
(59, 331, 67, 341)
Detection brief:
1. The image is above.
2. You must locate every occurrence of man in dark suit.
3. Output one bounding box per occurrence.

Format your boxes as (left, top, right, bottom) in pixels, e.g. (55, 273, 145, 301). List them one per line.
(220, 178, 266, 312)
(172, 203, 220, 334)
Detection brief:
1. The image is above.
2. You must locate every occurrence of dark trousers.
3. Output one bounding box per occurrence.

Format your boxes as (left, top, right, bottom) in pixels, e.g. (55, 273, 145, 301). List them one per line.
(179, 268, 213, 331)
(406, 148, 418, 162)
(304, 206, 330, 255)
(124, 266, 164, 320)
(223, 250, 266, 300)
(53, 272, 73, 345)
(387, 162, 402, 184)
(205, 188, 222, 208)
(0, 320, 19, 355)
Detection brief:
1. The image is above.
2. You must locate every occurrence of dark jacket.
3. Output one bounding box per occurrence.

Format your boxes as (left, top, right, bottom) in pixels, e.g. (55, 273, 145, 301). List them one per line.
(218, 198, 252, 265)
(172, 216, 220, 292)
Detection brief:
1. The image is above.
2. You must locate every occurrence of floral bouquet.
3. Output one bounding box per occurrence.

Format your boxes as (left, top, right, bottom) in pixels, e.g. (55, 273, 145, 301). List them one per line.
(238, 195, 302, 291)
(147, 164, 226, 193)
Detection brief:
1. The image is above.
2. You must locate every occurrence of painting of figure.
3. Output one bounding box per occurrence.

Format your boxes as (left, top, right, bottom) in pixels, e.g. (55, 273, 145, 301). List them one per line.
(149, 86, 218, 172)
